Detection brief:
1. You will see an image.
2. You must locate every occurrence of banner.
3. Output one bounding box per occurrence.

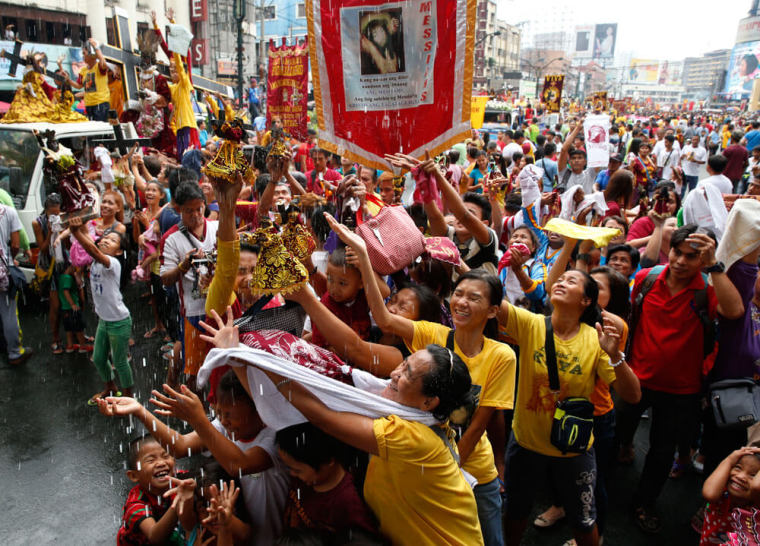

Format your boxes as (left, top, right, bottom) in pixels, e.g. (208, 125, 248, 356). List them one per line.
(541, 74, 564, 113)
(306, 0, 477, 171)
(584, 114, 610, 169)
(266, 39, 309, 141)
(591, 91, 608, 111)
(470, 96, 489, 129)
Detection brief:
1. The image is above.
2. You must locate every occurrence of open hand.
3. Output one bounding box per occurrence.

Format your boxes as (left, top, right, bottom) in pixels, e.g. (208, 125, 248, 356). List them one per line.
(166, 476, 196, 516)
(98, 396, 143, 417)
(199, 307, 240, 349)
(595, 313, 622, 360)
(150, 383, 207, 426)
(685, 231, 717, 267)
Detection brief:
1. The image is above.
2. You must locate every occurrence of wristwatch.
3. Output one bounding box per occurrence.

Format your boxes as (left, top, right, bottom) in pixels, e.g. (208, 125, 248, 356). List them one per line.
(609, 352, 625, 368)
(705, 261, 725, 274)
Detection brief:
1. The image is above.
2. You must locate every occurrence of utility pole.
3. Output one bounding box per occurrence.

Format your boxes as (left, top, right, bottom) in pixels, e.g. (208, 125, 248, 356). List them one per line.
(259, 0, 265, 81)
(234, 0, 246, 107)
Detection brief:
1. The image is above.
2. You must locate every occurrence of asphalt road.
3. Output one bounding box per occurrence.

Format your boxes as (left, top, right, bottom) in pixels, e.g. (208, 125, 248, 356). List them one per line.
(0, 283, 703, 545)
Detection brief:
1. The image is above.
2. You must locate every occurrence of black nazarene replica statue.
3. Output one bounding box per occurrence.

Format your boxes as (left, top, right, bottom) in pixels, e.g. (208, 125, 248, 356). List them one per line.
(34, 129, 96, 219)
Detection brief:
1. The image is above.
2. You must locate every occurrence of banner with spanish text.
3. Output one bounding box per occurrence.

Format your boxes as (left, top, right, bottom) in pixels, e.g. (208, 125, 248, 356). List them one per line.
(266, 38, 309, 141)
(306, 0, 477, 170)
(541, 75, 564, 113)
(470, 96, 489, 129)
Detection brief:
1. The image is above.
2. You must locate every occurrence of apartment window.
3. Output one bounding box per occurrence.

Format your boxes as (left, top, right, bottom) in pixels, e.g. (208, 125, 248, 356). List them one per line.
(262, 5, 276, 20)
(297, 3, 306, 18)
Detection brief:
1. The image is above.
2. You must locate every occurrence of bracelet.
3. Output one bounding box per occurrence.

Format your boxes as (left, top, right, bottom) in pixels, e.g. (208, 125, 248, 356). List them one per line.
(275, 378, 292, 390)
(609, 351, 625, 368)
(178, 261, 189, 274)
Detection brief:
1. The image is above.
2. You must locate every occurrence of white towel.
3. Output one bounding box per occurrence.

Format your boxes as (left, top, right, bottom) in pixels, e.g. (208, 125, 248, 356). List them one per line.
(716, 198, 760, 270)
(198, 346, 441, 430)
(683, 181, 728, 242)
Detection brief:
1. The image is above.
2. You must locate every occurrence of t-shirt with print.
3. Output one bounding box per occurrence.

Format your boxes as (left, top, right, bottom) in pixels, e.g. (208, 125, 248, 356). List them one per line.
(209, 419, 289, 545)
(364, 416, 484, 546)
(117, 484, 184, 546)
(700, 492, 735, 546)
(90, 257, 130, 321)
(409, 320, 516, 484)
(159, 219, 219, 317)
(558, 167, 596, 194)
(503, 304, 615, 457)
(445, 225, 498, 275)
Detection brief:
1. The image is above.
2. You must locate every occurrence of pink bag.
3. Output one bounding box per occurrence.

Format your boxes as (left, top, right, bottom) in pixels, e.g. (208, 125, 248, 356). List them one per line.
(69, 222, 96, 267)
(356, 205, 425, 275)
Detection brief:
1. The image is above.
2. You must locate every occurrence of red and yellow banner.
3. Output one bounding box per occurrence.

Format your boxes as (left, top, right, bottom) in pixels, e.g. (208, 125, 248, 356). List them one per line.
(306, 0, 477, 171)
(266, 38, 309, 140)
(541, 75, 564, 113)
(590, 91, 608, 111)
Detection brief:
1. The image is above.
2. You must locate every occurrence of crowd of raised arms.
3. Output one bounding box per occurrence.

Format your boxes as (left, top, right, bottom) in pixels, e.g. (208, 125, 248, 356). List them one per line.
(3, 30, 760, 546)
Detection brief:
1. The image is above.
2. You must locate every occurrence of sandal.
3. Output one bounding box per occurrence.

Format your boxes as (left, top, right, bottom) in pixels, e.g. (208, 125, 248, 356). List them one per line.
(634, 506, 662, 534)
(51, 342, 64, 355)
(533, 506, 565, 528)
(64, 345, 78, 354)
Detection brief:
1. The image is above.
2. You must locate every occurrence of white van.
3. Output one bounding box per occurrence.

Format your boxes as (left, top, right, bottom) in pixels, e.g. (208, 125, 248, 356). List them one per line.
(0, 120, 116, 279)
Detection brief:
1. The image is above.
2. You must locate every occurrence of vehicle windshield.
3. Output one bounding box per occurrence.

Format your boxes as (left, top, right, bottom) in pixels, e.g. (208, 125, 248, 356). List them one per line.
(0, 129, 40, 210)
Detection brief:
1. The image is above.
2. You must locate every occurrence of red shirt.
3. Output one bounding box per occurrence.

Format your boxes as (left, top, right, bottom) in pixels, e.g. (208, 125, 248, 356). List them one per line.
(305, 168, 342, 196)
(117, 484, 181, 546)
(723, 144, 749, 182)
(310, 291, 371, 349)
(295, 142, 315, 172)
(630, 266, 717, 394)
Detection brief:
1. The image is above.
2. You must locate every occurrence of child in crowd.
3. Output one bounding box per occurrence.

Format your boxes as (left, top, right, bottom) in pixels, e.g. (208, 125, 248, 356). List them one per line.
(276, 422, 377, 536)
(118, 436, 196, 545)
(308, 245, 389, 349)
(701, 446, 760, 545)
(98, 369, 290, 544)
(69, 216, 134, 403)
(57, 262, 93, 353)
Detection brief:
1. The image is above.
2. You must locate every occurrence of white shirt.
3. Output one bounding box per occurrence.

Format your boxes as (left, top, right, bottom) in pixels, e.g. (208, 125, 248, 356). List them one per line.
(160, 219, 219, 317)
(681, 144, 707, 177)
(656, 147, 681, 181)
(90, 257, 130, 321)
(501, 142, 522, 161)
(700, 174, 733, 194)
(559, 167, 597, 194)
(210, 420, 289, 545)
(0, 205, 21, 266)
(653, 139, 680, 159)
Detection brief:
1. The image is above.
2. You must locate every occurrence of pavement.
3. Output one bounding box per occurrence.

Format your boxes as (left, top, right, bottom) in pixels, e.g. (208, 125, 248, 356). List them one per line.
(0, 283, 704, 545)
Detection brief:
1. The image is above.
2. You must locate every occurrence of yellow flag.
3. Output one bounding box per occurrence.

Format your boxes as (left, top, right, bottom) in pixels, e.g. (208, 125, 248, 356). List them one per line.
(470, 96, 489, 129)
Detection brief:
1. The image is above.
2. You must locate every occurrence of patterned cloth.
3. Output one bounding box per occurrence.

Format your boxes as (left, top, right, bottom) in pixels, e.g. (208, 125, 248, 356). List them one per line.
(1, 71, 87, 124)
(117, 485, 184, 546)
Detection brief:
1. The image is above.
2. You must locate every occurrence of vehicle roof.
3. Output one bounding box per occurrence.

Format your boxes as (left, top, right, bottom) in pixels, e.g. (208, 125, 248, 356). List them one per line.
(0, 121, 114, 137)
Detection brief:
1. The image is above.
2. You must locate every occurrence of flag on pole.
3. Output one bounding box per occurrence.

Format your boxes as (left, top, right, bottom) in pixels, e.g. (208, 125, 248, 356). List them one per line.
(306, 0, 477, 170)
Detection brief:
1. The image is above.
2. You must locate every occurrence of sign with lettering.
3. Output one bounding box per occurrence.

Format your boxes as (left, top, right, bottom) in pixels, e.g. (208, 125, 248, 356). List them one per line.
(190, 0, 208, 22)
(191, 38, 207, 65)
(306, 0, 476, 170)
(267, 38, 309, 140)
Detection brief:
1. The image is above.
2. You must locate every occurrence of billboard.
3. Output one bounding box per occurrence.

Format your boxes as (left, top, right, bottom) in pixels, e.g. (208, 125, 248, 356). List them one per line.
(574, 25, 594, 58)
(724, 41, 760, 98)
(657, 60, 683, 86)
(736, 15, 760, 44)
(628, 59, 660, 82)
(593, 23, 617, 59)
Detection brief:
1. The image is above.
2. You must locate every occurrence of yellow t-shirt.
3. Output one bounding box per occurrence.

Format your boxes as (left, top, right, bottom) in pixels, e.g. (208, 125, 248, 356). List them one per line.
(365, 416, 484, 546)
(168, 53, 198, 131)
(409, 321, 516, 485)
(504, 305, 616, 458)
(79, 64, 110, 107)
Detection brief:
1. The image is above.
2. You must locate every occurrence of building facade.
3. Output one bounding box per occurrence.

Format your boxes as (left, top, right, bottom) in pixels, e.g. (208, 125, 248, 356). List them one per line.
(682, 49, 730, 99)
(473, 0, 520, 91)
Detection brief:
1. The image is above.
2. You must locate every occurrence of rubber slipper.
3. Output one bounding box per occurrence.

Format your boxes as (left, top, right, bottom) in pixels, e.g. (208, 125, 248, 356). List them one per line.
(51, 343, 64, 355)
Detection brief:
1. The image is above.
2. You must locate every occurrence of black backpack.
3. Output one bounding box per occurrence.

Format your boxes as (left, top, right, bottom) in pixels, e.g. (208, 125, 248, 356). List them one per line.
(626, 265, 717, 360)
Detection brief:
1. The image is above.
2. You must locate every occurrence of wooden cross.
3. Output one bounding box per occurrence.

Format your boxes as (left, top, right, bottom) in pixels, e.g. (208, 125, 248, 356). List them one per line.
(90, 111, 152, 155)
(101, 8, 232, 102)
(1, 39, 67, 83)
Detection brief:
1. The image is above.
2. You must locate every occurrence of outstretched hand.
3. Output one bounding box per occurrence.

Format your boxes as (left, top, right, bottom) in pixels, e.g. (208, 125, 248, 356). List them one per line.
(150, 383, 206, 426)
(98, 396, 143, 417)
(166, 476, 196, 516)
(595, 313, 622, 360)
(384, 152, 420, 172)
(323, 213, 367, 252)
(199, 307, 240, 349)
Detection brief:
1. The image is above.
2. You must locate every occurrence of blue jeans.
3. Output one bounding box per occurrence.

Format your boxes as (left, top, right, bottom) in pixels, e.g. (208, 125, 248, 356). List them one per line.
(473, 477, 504, 546)
(85, 101, 110, 122)
(683, 174, 699, 197)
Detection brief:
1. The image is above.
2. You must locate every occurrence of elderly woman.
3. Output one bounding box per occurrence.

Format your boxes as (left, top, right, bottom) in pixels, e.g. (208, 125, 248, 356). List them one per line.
(200, 308, 485, 545)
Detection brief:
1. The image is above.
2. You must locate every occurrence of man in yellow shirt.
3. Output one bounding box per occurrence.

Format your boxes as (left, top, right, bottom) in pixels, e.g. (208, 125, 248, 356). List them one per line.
(169, 52, 199, 160)
(66, 38, 111, 121)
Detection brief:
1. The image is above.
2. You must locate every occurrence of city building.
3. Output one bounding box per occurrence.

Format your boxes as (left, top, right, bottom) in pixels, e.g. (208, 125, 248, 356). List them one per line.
(682, 49, 731, 100)
(473, 0, 520, 90)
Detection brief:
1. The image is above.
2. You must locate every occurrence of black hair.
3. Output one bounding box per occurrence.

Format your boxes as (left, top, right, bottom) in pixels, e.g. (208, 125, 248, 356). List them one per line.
(407, 203, 428, 232)
(421, 344, 474, 422)
(607, 243, 640, 270)
(328, 245, 358, 272)
(568, 148, 586, 159)
(590, 265, 632, 319)
(453, 269, 502, 340)
(310, 203, 336, 244)
(512, 225, 539, 254)
(570, 269, 602, 327)
(605, 169, 634, 205)
(467, 147, 479, 160)
(653, 180, 682, 210)
(543, 142, 557, 157)
(536, 134, 546, 148)
(505, 130, 514, 140)
(44, 193, 62, 209)
(664, 134, 675, 143)
(671, 223, 716, 249)
(173, 181, 205, 206)
(708, 154, 728, 174)
(514, 130, 524, 140)
(168, 167, 199, 198)
(403, 264, 449, 316)
(216, 369, 255, 408)
(504, 190, 522, 214)
(255, 173, 271, 198)
(629, 138, 642, 157)
(358, 164, 378, 183)
(275, 422, 351, 470)
(127, 435, 161, 471)
(462, 192, 491, 223)
(447, 149, 460, 164)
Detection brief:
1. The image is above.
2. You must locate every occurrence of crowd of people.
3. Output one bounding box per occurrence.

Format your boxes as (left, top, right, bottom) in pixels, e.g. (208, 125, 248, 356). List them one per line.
(3, 24, 760, 546)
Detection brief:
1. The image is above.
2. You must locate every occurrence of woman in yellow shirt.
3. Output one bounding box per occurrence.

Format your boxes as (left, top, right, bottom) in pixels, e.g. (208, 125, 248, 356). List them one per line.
(169, 52, 199, 161)
(499, 267, 640, 546)
(201, 310, 484, 546)
(322, 216, 514, 546)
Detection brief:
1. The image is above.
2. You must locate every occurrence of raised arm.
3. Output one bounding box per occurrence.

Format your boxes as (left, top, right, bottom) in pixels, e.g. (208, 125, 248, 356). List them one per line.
(558, 120, 583, 173)
(689, 232, 745, 320)
(69, 217, 109, 266)
(324, 214, 415, 342)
